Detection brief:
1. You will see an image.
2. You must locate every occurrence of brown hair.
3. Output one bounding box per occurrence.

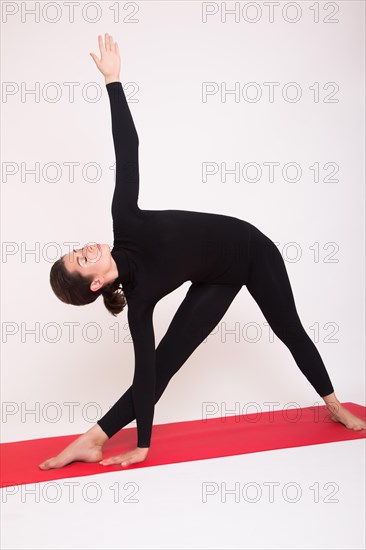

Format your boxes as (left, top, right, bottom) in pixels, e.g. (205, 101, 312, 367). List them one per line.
(49, 256, 127, 317)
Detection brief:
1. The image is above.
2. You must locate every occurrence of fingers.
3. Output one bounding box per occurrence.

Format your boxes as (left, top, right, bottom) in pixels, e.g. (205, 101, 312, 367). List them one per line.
(100, 453, 129, 466)
(98, 34, 105, 56)
(95, 33, 118, 60)
(99, 451, 142, 468)
(99, 455, 121, 466)
(89, 52, 100, 68)
(109, 33, 114, 50)
(105, 32, 114, 51)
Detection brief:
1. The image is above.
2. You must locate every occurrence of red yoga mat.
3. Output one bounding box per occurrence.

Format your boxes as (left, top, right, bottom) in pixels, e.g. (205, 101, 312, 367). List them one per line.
(1, 402, 365, 488)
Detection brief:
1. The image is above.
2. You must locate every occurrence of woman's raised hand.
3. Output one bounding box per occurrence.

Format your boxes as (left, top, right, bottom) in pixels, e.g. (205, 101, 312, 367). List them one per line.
(90, 33, 121, 83)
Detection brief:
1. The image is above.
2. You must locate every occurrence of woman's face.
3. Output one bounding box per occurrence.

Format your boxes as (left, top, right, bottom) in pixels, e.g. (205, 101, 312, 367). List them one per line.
(63, 243, 114, 290)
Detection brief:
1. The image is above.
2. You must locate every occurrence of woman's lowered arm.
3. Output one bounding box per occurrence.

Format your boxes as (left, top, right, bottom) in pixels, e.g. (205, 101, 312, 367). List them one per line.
(98, 297, 156, 468)
(127, 299, 157, 449)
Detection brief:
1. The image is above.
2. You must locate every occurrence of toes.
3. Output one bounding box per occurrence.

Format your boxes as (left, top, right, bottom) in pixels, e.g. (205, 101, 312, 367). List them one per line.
(39, 458, 54, 470)
(39, 457, 69, 470)
(44, 458, 57, 469)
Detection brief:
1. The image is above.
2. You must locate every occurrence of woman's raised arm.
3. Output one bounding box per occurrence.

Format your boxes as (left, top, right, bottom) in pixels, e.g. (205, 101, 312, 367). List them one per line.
(90, 33, 140, 215)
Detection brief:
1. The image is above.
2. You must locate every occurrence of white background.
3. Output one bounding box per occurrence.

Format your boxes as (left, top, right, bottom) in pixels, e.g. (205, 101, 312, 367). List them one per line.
(1, 1, 365, 443)
(1, 2, 365, 550)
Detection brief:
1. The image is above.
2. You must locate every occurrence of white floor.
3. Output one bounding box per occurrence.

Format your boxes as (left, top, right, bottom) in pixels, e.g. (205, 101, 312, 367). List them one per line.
(1, 439, 365, 550)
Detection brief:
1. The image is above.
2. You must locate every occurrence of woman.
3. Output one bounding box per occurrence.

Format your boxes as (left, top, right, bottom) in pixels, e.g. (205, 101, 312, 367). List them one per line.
(39, 33, 365, 470)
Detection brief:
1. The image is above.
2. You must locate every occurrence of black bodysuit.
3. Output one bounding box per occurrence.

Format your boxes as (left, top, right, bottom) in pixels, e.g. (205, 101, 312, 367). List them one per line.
(97, 82, 334, 448)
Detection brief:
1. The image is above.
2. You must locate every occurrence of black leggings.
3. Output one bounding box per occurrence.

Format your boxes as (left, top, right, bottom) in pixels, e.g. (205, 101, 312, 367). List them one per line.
(97, 228, 334, 439)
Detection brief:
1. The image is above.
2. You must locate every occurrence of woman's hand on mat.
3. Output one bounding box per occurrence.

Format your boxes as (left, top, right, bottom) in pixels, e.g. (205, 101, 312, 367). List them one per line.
(99, 446, 149, 467)
(90, 33, 121, 83)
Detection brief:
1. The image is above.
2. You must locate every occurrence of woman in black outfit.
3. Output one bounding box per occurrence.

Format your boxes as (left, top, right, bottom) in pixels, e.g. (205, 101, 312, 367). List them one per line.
(39, 34, 365, 471)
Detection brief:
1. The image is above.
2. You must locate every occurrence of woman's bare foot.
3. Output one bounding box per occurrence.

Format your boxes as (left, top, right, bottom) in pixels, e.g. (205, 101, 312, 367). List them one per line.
(322, 393, 366, 431)
(38, 424, 109, 470)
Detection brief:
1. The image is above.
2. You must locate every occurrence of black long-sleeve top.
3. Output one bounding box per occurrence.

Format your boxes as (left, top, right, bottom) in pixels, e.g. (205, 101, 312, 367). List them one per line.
(106, 81, 254, 447)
